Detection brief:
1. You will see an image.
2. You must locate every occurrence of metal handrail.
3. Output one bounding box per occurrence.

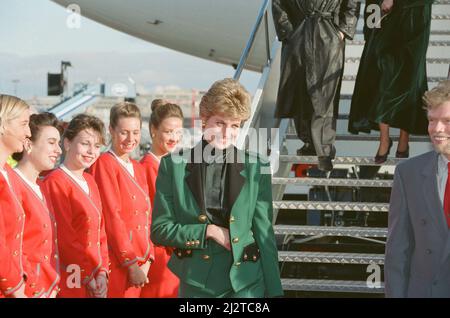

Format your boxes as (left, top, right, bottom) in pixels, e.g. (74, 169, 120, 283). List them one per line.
(233, 0, 271, 80)
(47, 83, 90, 111)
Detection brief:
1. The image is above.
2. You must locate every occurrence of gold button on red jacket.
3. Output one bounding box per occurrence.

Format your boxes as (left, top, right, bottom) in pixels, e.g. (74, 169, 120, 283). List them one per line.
(89, 152, 154, 298)
(0, 166, 26, 297)
(139, 153, 179, 298)
(11, 169, 60, 298)
(42, 168, 109, 298)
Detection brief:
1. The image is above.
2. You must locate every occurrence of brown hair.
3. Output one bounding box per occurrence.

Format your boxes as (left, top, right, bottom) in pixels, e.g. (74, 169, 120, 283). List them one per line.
(110, 102, 142, 129)
(64, 114, 106, 145)
(12, 112, 62, 162)
(199, 78, 251, 121)
(150, 100, 184, 130)
(423, 80, 450, 110)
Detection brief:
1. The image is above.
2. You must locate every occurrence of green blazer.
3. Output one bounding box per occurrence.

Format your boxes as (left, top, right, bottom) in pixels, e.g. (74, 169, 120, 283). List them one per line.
(151, 142, 283, 297)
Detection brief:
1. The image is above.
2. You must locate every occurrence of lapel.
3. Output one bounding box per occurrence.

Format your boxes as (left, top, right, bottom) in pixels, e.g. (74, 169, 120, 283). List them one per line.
(225, 147, 247, 214)
(107, 151, 149, 202)
(441, 234, 450, 266)
(185, 141, 206, 213)
(184, 142, 248, 216)
(59, 167, 100, 213)
(421, 151, 449, 242)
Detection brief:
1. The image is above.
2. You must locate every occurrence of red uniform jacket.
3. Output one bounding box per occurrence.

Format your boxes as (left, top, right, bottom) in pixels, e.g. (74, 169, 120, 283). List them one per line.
(141, 153, 159, 206)
(140, 153, 179, 298)
(41, 168, 109, 298)
(90, 152, 154, 268)
(11, 169, 60, 298)
(0, 166, 26, 297)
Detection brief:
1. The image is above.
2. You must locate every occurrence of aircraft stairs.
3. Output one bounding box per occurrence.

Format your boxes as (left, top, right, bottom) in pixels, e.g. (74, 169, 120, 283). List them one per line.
(234, 0, 450, 297)
(47, 83, 102, 121)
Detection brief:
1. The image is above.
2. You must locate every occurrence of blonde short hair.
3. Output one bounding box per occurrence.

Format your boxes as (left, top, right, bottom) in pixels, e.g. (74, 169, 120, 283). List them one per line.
(423, 80, 450, 110)
(0, 95, 30, 128)
(110, 102, 142, 129)
(199, 78, 251, 121)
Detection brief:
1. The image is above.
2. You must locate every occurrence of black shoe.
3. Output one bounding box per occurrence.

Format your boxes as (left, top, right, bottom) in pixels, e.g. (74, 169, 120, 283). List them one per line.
(395, 145, 409, 159)
(374, 138, 393, 164)
(318, 156, 333, 172)
(297, 143, 317, 156)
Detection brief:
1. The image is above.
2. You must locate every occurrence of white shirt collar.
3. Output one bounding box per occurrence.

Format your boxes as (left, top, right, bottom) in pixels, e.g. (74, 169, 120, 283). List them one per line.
(109, 150, 133, 165)
(109, 150, 134, 177)
(149, 151, 161, 163)
(0, 167, 10, 186)
(60, 164, 90, 194)
(14, 168, 43, 200)
(60, 164, 87, 183)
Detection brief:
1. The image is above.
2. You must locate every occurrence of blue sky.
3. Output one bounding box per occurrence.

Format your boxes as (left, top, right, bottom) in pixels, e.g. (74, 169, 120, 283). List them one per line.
(0, 0, 259, 98)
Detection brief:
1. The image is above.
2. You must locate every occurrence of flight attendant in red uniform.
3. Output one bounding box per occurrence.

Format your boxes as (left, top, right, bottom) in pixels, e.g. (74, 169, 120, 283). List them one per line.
(140, 100, 183, 298)
(42, 114, 110, 298)
(0, 95, 31, 298)
(11, 112, 63, 298)
(90, 102, 154, 298)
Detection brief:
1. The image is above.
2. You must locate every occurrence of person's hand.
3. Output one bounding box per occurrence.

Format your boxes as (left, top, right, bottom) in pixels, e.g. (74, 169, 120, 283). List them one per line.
(206, 224, 231, 251)
(11, 283, 27, 298)
(139, 261, 151, 284)
(338, 31, 345, 41)
(381, 0, 394, 14)
(127, 263, 147, 288)
(92, 272, 108, 298)
(86, 277, 98, 297)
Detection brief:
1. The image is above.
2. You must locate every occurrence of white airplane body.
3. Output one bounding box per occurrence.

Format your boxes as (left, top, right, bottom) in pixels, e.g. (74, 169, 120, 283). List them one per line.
(52, 0, 271, 71)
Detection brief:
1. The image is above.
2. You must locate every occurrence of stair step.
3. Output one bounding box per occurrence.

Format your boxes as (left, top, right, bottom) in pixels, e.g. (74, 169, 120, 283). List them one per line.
(423, 14, 449, 20)
(279, 155, 404, 166)
(286, 133, 429, 142)
(345, 57, 450, 64)
(337, 114, 350, 120)
(281, 278, 384, 294)
(356, 14, 450, 20)
(348, 40, 450, 47)
(356, 29, 450, 36)
(274, 225, 388, 238)
(273, 201, 389, 212)
(343, 74, 448, 82)
(350, 40, 450, 46)
(279, 251, 385, 264)
(272, 177, 393, 188)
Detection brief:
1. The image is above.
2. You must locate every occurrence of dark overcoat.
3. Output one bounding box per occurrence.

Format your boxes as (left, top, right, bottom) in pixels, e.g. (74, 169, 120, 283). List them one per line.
(348, 0, 433, 135)
(273, 0, 360, 124)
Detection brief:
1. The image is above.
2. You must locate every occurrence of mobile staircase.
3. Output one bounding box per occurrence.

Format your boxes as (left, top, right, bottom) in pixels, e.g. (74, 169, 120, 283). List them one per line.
(235, 0, 450, 297)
